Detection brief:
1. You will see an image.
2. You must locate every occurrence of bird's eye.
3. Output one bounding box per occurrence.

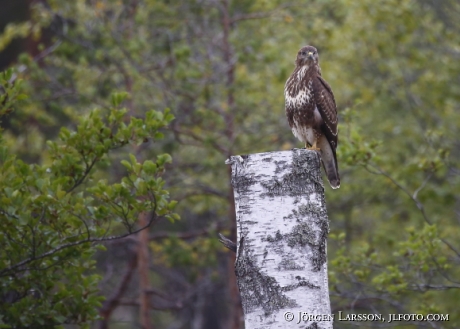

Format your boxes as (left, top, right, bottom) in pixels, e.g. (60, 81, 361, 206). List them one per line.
(301, 52, 306, 55)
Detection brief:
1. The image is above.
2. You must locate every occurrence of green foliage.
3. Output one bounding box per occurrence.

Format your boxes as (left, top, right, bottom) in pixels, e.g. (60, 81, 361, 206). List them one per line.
(0, 69, 28, 117)
(0, 72, 176, 327)
(0, 2, 52, 53)
(152, 235, 221, 273)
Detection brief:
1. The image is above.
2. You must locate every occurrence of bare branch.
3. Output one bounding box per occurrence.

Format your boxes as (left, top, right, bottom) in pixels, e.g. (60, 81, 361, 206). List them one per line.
(0, 212, 160, 277)
(408, 284, 460, 291)
(99, 255, 137, 329)
(413, 172, 433, 201)
(66, 156, 99, 194)
(150, 226, 222, 241)
(118, 299, 183, 310)
(170, 125, 228, 154)
(218, 233, 236, 253)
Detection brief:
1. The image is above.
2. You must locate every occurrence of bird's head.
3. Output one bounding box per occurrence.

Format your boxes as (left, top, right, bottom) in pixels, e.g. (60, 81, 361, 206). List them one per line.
(295, 45, 319, 67)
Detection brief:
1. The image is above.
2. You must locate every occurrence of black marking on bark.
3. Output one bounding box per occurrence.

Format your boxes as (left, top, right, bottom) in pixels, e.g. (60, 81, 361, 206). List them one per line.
(256, 204, 327, 272)
(262, 217, 328, 272)
(235, 238, 298, 315)
(254, 174, 265, 181)
(277, 258, 305, 271)
(265, 230, 283, 243)
(260, 150, 323, 198)
(286, 222, 317, 247)
(230, 156, 256, 217)
(274, 160, 288, 174)
(238, 203, 253, 215)
(263, 204, 329, 271)
(283, 198, 329, 272)
(240, 154, 250, 161)
(282, 279, 320, 291)
(285, 203, 327, 223)
(291, 221, 328, 272)
(232, 174, 255, 194)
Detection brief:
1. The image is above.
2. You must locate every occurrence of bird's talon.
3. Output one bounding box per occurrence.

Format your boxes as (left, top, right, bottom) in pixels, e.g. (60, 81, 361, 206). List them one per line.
(305, 142, 321, 151)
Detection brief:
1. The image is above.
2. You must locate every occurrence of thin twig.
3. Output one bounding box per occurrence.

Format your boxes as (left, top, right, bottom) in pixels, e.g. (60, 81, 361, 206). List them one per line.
(365, 164, 460, 258)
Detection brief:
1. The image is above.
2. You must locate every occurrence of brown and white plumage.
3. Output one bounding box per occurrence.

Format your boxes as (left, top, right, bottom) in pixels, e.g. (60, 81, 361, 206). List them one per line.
(284, 45, 340, 189)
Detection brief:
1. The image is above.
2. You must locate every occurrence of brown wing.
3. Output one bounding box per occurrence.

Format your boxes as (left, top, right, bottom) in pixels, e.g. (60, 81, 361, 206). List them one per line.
(313, 75, 338, 150)
(313, 75, 340, 188)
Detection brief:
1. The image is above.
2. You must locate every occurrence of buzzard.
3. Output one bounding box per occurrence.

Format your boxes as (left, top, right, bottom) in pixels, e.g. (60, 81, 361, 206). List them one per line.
(284, 45, 340, 189)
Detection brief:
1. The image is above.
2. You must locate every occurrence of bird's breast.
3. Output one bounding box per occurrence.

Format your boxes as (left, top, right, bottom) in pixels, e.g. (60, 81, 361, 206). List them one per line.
(284, 88, 312, 109)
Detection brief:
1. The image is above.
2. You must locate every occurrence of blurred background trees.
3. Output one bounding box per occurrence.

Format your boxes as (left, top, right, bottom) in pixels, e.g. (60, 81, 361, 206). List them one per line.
(1, 0, 459, 328)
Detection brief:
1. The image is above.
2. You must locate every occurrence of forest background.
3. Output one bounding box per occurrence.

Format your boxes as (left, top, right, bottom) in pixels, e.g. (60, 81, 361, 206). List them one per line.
(0, 0, 459, 328)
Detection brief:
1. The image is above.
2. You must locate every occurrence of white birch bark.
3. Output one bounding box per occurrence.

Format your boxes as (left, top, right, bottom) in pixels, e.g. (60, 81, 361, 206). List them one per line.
(226, 149, 333, 329)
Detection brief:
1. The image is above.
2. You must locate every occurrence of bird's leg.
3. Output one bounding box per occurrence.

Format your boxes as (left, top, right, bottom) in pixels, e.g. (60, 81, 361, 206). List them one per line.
(305, 140, 321, 151)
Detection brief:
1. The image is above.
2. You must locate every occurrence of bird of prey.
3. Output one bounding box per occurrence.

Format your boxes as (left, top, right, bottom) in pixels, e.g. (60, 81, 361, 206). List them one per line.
(284, 45, 340, 189)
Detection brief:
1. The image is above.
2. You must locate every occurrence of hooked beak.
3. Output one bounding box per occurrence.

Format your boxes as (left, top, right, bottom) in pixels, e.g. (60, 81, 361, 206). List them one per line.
(307, 51, 314, 59)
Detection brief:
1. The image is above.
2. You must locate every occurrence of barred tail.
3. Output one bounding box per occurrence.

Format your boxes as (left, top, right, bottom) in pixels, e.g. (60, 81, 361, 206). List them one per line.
(318, 136, 340, 189)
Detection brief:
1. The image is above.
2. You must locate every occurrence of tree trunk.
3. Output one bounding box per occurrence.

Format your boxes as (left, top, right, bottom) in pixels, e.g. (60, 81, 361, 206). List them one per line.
(226, 149, 333, 329)
(138, 211, 152, 329)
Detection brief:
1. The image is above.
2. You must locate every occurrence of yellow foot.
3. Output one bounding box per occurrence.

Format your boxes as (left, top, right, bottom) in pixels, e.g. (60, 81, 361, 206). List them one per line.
(305, 142, 321, 151)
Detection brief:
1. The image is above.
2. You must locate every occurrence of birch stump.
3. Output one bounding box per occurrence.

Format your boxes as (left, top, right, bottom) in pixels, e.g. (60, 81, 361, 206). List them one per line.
(226, 149, 333, 329)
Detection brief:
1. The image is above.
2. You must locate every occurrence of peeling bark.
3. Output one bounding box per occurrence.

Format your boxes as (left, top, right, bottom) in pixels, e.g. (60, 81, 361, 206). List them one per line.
(226, 149, 333, 329)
